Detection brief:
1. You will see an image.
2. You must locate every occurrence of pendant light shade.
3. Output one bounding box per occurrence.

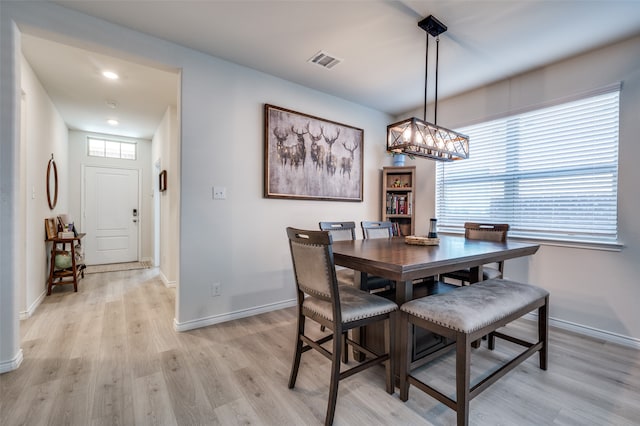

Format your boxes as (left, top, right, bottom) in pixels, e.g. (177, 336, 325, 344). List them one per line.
(387, 117, 469, 161)
(387, 15, 469, 162)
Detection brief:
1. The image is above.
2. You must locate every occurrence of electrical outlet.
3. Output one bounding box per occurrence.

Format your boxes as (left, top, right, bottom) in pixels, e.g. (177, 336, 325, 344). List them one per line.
(213, 186, 226, 200)
(211, 282, 221, 297)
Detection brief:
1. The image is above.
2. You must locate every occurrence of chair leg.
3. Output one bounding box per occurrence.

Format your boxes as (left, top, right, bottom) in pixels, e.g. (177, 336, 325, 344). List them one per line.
(456, 333, 471, 426)
(384, 313, 394, 394)
(399, 312, 410, 401)
(539, 297, 549, 370)
(325, 326, 342, 426)
(288, 313, 305, 389)
(341, 332, 349, 364)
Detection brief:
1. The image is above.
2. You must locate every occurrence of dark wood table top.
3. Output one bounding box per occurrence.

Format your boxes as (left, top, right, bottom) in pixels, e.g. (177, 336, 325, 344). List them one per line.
(332, 235, 539, 283)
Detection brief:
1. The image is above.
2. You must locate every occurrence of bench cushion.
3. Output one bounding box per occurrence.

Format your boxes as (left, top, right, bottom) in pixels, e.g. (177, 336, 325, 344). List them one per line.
(401, 279, 548, 333)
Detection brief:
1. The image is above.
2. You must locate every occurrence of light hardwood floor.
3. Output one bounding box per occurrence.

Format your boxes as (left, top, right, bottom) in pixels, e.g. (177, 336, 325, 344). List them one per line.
(2, 269, 639, 425)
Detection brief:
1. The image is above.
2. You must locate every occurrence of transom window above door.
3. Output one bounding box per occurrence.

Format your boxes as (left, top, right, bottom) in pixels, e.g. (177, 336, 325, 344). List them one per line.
(87, 137, 137, 160)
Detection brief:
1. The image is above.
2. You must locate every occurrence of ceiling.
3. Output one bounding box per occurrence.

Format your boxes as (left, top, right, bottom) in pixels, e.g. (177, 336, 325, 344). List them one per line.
(22, 1, 640, 139)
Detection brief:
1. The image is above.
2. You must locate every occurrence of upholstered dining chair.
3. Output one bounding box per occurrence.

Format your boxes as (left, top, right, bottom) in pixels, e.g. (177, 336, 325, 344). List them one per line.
(440, 222, 510, 284)
(361, 220, 394, 239)
(319, 221, 358, 287)
(286, 227, 397, 426)
(320, 221, 391, 292)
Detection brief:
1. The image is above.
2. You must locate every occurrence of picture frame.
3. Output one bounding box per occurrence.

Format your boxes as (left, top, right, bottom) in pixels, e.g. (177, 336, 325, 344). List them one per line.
(159, 170, 167, 192)
(45, 218, 57, 240)
(264, 104, 363, 201)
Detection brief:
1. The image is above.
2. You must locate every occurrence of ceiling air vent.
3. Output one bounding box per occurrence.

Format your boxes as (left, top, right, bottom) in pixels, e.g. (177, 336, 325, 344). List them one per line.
(308, 51, 342, 69)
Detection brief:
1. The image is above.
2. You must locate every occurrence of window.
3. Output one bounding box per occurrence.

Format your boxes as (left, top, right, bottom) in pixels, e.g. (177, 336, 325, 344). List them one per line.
(436, 85, 620, 246)
(88, 137, 137, 160)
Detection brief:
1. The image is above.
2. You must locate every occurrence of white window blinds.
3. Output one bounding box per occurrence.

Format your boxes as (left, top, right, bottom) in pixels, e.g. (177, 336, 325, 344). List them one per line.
(436, 86, 620, 245)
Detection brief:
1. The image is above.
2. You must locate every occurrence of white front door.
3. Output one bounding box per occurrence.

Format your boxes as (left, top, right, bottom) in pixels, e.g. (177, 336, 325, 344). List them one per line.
(83, 166, 139, 265)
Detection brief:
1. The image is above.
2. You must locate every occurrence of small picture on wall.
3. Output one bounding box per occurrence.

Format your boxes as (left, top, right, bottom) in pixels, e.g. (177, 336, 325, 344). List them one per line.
(159, 170, 167, 192)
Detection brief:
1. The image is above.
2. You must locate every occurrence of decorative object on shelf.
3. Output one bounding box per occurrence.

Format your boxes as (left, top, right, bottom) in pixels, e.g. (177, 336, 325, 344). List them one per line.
(46, 154, 58, 210)
(393, 153, 406, 166)
(428, 218, 438, 238)
(405, 235, 440, 246)
(54, 251, 72, 269)
(45, 218, 57, 240)
(159, 170, 167, 192)
(387, 15, 469, 162)
(264, 104, 363, 201)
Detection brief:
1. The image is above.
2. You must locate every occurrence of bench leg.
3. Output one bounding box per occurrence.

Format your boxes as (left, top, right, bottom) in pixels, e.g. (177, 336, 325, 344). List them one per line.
(456, 333, 471, 426)
(488, 332, 495, 350)
(539, 296, 549, 370)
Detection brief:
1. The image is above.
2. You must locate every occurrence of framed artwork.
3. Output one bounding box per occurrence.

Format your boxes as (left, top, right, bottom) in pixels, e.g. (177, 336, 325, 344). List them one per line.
(45, 218, 57, 240)
(264, 104, 363, 201)
(159, 170, 167, 192)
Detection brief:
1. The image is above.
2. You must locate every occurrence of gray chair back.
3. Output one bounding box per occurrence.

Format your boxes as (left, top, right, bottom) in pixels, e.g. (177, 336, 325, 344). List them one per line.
(319, 221, 356, 241)
(361, 221, 394, 239)
(286, 227, 337, 302)
(464, 222, 509, 242)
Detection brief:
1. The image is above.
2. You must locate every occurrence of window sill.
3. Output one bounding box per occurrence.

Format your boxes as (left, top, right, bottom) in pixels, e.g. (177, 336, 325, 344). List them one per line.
(439, 231, 624, 252)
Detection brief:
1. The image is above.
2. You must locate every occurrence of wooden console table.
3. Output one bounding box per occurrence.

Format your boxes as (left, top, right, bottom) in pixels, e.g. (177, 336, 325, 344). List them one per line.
(47, 233, 86, 295)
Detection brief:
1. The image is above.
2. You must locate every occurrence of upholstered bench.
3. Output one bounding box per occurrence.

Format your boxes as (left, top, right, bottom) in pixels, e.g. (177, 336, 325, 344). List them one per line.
(398, 278, 549, 426)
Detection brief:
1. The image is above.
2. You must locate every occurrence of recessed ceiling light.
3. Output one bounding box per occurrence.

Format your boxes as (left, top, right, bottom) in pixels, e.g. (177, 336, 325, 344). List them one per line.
(107, 119, 119, 126)
(102, 70, 119, 80)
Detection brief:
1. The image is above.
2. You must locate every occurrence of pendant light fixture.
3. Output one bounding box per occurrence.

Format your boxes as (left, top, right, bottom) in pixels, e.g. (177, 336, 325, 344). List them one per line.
(387, 15, 469, 162)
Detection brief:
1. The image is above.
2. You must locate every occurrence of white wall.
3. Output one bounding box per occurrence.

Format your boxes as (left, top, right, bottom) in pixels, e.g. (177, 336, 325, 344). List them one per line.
(177, 46, 392, 329)
(151, 105, 179, 286)
(67, 130, 153, 263)
(401, 35, 640, 345)
(20, 53, 69, 317)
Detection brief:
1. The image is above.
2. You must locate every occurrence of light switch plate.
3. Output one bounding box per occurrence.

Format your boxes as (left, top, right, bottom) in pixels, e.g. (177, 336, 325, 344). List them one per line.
(213, 186, 226, 200)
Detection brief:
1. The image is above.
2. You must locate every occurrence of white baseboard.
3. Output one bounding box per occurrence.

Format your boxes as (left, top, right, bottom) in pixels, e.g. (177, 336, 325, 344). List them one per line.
(174, 299, 297, 332)
(159, 270, 176, 288)
(19, 290, 46, 320)
(0, 349, 23, 373)
(524, 313, 640, 349)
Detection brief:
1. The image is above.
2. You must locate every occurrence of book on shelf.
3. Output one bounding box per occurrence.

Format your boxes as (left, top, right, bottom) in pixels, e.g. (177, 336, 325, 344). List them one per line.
(398, 196, 406, 215)
(387, 194, 411, 215)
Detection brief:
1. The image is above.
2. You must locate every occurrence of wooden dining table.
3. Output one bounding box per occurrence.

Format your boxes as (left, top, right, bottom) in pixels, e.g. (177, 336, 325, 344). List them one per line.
(331, 235, 540, 364)
(332, 234, 540, 305)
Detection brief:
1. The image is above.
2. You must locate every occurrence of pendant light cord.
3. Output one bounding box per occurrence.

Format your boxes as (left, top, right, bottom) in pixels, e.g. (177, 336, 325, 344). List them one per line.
(424, 33, 441, 125)
(423, 32, 428, 122)
(435, 35, 440, 125)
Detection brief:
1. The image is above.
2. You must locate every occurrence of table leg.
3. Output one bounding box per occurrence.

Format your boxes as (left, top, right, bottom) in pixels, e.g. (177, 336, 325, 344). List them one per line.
(392, 280, 414, 387)
(469, 265, 483, 284)
(395, 280, 413, 306)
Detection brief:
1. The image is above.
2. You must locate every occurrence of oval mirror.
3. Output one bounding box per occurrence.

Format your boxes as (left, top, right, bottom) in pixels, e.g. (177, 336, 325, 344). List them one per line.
(46, 155, 58, 210)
